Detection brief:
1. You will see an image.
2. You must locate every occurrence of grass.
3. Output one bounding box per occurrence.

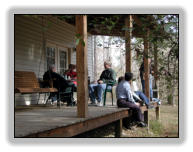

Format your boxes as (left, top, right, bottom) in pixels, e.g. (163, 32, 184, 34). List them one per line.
(122, 104, 179, 137)
(76, 104, 179, 137)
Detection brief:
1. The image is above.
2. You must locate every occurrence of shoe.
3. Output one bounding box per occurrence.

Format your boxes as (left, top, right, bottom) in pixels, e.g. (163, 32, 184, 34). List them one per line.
(97, 101, 103, 107)
(137, 122, 147, 127)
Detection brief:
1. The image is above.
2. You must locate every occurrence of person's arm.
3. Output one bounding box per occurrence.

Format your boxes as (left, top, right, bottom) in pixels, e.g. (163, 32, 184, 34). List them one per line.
(133, 92, 142, 102)
(125, 83, 136, 103)
(98, 71, 105, 83)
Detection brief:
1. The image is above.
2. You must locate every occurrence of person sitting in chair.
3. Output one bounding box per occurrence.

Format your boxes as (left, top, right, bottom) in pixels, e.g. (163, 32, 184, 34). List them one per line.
(116, 72, 147, 128)
(89, 61, 116, 106)
(65, 64, 77, 86)
(43, 64, 75, 106)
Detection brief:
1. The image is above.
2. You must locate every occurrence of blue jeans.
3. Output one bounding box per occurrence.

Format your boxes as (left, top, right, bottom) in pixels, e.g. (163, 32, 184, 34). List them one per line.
(89, 83, 111, 103)
(134, 91, 150, 105)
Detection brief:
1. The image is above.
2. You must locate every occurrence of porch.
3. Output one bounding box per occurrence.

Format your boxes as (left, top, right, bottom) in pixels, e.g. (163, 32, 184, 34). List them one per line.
(14, 14, 164, 137)
(15, 105, 129, 137)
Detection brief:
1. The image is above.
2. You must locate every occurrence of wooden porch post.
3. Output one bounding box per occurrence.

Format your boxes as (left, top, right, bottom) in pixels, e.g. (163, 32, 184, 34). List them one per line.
(144, 29, 150, 127)
(125, 15, 133, 73)
(76, 15, 88, 118)
(93, 36, 97, 82)
(115, 119, 123, 137)
(154, 43, 160, 120)
(67, 48, 71, 65)
(154, 43, 158, 83)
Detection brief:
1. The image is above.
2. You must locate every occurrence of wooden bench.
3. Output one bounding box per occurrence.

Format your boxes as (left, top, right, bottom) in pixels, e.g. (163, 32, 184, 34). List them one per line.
(15, 71, 58, 103)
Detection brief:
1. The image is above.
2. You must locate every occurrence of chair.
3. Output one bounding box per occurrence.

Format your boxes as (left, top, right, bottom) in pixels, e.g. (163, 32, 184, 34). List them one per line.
(15, 71, 58, 104)
(59, 82, 76, 106)
(103, 82, 115, 106)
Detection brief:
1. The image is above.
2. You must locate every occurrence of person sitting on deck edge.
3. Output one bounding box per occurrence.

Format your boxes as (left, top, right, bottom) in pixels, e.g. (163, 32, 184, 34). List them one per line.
(117, 76, 154, 109)
(116, 72, 147, 128)
(89, 61, 116, 107)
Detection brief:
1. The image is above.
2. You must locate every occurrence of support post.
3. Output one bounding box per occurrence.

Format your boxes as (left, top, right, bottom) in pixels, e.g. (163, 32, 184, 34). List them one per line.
(115, 119, 123, 137)
(125, 15, 133, 73)
(154, 43, 160, 121)
(143, 29, 150, 127)
(144, 30, 150, 99)
(144, 110, 149, 129)
(67, 48, 71, 65)
(154, 43, 158, 83)
(156, 106, 160, 120)
(93, 36, 97, 82)
(76, 15, 88, 118)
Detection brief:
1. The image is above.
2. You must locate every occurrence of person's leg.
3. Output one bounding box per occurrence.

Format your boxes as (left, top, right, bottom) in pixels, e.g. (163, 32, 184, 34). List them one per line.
(135, 91, 150, 105)
(97, 83, 107, 103)
(126, 102, 144, 122)
(117, 99, 143, 122)
(89, 84, 98, 104)
(152, 98, 161, 105)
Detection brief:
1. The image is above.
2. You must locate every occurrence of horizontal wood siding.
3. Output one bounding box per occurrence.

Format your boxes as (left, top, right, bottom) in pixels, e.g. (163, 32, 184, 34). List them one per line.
(15, 15, 94, 105)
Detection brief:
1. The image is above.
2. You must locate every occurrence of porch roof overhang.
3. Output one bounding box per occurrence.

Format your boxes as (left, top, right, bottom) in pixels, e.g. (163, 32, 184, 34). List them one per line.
(54, 14, 167, 38)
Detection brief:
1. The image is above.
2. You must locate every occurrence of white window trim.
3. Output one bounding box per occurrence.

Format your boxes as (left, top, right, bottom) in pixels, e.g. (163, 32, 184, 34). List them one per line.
(45, 42, 69, 74)
(57, 47, 68, 74)
(45, 43, 57, 71)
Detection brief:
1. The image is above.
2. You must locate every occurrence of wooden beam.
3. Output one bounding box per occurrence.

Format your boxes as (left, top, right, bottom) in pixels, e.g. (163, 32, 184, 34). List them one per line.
(115, 119, 123, 137)
(125, 15, 133, 73)
(156, 106, 160, 120)
(93, 36, 97, 82)
(144, 30, 150, 99)
(76, 15, 88, 118)
(67, 48, 71, 65)
(144, 110, 149, 129)
(154, 44, 158, 82)
(143, 29, 150, 127)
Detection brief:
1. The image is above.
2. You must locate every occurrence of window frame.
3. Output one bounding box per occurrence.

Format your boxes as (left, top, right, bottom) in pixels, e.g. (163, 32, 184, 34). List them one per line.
(57, 47, 68, 75)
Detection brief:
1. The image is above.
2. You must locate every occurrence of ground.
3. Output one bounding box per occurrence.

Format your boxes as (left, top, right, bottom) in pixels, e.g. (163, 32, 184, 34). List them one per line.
(76, 104, 179, 137)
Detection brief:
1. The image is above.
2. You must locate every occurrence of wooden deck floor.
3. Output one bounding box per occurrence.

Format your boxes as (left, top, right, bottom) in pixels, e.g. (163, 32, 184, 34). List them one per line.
(15, 105, 129, 137)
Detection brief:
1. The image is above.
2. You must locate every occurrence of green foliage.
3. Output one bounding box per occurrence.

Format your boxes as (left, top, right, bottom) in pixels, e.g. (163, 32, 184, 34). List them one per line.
(75, 33, 85, 46)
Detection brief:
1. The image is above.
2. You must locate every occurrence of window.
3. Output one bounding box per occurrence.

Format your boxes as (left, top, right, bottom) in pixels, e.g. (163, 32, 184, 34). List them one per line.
(59, 49, 67, 75)
(46, 47, 55, 70)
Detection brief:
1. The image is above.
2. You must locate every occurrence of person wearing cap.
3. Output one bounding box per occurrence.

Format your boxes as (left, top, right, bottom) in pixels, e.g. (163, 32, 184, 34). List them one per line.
(89, 61, 116, 106)
(43, 64, 75, 106)
(116, 72, 147, 128)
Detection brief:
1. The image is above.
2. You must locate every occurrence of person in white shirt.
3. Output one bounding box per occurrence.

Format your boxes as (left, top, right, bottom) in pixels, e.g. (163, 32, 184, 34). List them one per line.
(116, 73, 146, 127)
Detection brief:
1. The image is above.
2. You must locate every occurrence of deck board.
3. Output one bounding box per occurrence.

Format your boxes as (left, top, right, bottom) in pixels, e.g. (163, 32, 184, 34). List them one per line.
(15, 106, 129, 137)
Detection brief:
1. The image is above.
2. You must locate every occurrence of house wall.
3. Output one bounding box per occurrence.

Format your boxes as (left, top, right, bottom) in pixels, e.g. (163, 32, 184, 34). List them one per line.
(14, 15, 94, 106)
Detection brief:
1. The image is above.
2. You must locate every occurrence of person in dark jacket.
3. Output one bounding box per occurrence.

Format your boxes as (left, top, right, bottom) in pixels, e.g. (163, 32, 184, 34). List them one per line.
(43, 65, 75, 106)
(43, 65, 69, 90)
(89, 61, 116, 106)
(139, 58, 153, 100)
